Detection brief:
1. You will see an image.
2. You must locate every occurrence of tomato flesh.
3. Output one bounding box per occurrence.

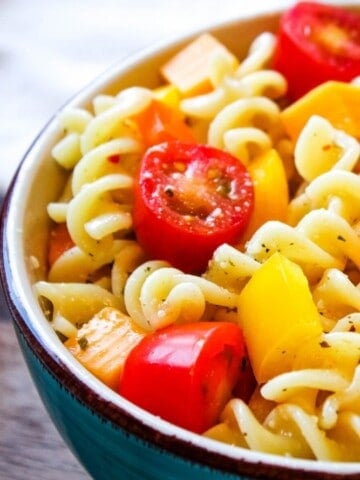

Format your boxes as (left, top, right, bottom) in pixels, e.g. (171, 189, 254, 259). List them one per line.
(232, 351, 257, 404)
(119, 321, 246, 433)
(272, 2, 360, 100)
(133, 141, 254, 273)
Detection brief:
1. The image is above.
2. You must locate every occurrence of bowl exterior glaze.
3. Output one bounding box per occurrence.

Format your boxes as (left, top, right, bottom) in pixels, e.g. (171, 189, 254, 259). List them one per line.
(13, 325, 245, 480)
(2, 3, 360, 479)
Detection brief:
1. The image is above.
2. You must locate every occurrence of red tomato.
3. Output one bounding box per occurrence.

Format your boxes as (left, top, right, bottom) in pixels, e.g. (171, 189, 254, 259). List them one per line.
(132, 141, 254, 273)
(232, 350, 256, 404)
(48, 223, 75, 267)
(133, 99, 195, 147)
(272, 2, 360, 100)
(119, 321, 246, 434)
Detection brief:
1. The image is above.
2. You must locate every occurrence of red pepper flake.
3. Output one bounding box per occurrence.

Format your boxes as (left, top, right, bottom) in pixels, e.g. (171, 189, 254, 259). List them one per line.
(107, 154, 120, 164)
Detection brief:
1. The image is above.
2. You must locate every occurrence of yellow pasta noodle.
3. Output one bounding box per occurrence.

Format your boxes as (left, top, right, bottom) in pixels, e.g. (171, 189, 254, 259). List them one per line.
(33, 27, 360, 463)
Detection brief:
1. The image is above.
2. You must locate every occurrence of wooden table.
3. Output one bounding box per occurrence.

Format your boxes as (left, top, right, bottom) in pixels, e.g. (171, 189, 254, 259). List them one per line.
(0, 289, 89, 479)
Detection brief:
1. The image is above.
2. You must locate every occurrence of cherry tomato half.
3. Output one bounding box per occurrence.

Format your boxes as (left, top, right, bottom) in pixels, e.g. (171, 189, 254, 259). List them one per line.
(272, 2, 360, 100)
(119, 321, 246, 434)
(132, 141, 254, 273)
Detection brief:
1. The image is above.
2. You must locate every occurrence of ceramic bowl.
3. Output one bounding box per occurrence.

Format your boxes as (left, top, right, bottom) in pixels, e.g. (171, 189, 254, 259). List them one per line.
(2, 3, 360, 479)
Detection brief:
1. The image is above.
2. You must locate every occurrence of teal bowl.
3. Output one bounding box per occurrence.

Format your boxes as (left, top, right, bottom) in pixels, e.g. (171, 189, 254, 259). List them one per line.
(1, 3, 360, 479)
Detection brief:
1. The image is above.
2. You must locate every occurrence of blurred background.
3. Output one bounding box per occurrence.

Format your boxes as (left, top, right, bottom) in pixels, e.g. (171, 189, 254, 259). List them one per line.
(0, 1, 290, 478)
(0, 0, 289, 192)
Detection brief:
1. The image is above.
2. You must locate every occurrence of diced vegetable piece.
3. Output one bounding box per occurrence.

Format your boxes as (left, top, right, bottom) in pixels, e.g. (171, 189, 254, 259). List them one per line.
(133, 141, 254, 273)
(239, 149, 289, 245)
(232, 350, 257, 403)
(120, 321, 246, 433)
(160, 33, 238, 97)
(65, 307, 146, 390)
(293, 335, 359, 379)
(152, 84, 182, 110)
(281, 81, 360, 142)
(238, 253, 323, 383)
(48, 222, 75, 267)
(132, 99, 195, 147)
(272, 2, 360, 100)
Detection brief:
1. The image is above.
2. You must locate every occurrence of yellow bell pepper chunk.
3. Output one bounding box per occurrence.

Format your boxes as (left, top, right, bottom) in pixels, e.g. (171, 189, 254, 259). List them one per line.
(239, 149, 289, 245)
(293, 335, 359, 380)
(238, 253, 323, 383)
(281, 81, 360, 142)
(152, 84, 182, 110)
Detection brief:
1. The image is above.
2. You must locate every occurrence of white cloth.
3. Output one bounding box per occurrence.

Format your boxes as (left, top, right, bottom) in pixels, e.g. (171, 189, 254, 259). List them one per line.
(0, 0, 293, 192)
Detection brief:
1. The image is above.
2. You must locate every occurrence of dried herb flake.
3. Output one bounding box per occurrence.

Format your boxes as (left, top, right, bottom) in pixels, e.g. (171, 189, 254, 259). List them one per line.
(78, 336, 89, 351)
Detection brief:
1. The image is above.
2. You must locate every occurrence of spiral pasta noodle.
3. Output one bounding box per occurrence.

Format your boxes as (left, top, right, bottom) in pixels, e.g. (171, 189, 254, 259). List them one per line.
(180, 32, 290, 167)
(35, 281, 122, 337)
(124, 260, 238, 331)
(204, 124, 360, 460)
(33, 24, 360, 464)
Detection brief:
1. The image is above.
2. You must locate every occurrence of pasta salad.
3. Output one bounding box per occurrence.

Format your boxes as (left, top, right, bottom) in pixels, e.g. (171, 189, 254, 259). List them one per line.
(35, 1, 360, 462)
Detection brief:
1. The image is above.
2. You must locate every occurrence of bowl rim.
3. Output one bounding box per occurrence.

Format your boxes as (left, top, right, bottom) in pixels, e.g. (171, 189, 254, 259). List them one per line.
(2, 2, 360, 478)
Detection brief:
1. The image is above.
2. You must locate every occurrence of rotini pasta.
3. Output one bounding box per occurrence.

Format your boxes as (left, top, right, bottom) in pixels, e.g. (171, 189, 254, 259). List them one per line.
(33, 15, 360, 465)
(124, 260, 238, 331)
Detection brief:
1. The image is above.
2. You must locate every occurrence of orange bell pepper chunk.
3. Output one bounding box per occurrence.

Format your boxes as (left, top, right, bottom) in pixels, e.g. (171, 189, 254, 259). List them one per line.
(133, 99, 195, 148)
(281, 81, 360, 142)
